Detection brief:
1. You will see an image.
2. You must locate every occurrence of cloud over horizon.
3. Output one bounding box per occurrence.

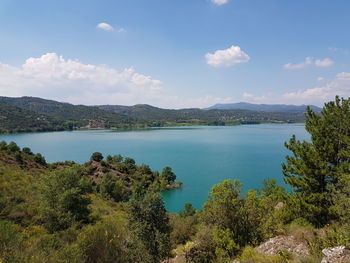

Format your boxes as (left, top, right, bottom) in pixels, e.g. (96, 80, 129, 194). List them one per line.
(0, 53, 235, 109)
(205, 45, 250, 67)
(0, 53, 346, 109)
(284, 57, 334, 70)
(242, 72, 350, 105)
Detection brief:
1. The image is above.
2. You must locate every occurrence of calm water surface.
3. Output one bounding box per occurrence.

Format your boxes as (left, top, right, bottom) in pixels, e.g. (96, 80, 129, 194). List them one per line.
(1, 124, 308, 212)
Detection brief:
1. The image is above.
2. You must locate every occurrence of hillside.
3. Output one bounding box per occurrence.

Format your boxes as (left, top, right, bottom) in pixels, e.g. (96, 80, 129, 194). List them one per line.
(98, 104, 306, 125)
(0, 103, 70, 133)
(207, 102, 322, 113)
(0, 96, 135, 130)
(0, 96, 306, 133)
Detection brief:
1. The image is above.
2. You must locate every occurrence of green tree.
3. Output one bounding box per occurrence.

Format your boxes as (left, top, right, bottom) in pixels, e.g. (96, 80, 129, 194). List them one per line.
(282, 96, 350, 226)
(34, 153, 46, 165)
(41, 166, 91, 232)
(90, 152, 103, 162)
(22, 147, 33, 155)
(99, 174, 125, 202)
(179, 203, 196, 218)
(161, 166, 176, 184)
(127, 192, 171, 263)
(202, 180, 265, 251)
(7, 141, 20, 152)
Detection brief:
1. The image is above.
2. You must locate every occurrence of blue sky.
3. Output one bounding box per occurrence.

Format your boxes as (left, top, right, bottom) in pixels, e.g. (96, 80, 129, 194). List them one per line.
(0, 0, 349, 108)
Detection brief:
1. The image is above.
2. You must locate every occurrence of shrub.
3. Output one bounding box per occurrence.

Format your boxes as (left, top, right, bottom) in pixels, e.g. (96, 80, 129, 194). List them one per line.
(90, 152, 103, 162)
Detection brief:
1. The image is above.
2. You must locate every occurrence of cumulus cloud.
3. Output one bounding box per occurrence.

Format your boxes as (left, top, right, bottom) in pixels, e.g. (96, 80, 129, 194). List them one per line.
(96, 22, 114, 31)
(0, 53, 236, 108)
(284, 57, 334, 70)
(242, 72, 350, 105)
(211, 0, 229, 5)
(205, 45, 250, 67)
(0, 53, 162, 103)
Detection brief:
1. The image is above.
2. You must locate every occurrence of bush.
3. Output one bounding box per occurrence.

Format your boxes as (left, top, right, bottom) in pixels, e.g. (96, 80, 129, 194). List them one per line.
(99, 174, 126, 202)
(8, 141, 20, 152)
(90, 152, 103, 162)
(179, 203, 196, 218)
(77, 217, 129, 263)
(22, 147, 33, 155)
(41, 166, 91, 232)
(34, 153, 46, 165)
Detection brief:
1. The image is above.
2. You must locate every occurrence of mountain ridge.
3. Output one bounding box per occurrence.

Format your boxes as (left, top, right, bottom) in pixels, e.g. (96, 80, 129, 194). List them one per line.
(206, 102, 322, 113)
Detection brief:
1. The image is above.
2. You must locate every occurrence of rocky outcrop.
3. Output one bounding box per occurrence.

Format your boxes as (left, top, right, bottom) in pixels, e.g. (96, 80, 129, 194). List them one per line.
(256, 235, 309, 256)
(321, 246, 350, 263)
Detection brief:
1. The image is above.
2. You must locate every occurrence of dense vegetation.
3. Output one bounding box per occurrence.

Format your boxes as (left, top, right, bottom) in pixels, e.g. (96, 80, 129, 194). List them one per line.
(0, 97, 349, 262)
(0, 96, 306, 133)
(0, 103, 71, 133)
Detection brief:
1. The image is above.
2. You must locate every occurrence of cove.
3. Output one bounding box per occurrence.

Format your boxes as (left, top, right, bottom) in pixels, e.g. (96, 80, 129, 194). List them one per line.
(1, 124, 308, 212)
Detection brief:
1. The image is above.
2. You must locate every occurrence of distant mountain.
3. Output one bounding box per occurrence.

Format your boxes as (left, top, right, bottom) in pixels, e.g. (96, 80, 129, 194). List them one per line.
(206, 102, 322, 113)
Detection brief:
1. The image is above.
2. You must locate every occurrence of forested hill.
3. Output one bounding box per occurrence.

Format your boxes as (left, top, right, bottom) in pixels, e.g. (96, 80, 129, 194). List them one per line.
(0, 103, 70, 133)
(0, 96, 306, 133)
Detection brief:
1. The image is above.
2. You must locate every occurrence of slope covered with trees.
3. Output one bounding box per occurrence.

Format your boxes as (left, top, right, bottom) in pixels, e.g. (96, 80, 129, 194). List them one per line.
(0, 96, 306, 133)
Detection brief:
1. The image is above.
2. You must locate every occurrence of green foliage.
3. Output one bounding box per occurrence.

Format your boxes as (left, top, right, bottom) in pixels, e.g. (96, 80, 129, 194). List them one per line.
(0, 96, 307, 134)
(90, 152, 103, 162)
(239, 246, 287, 263)
(8, 141, 20, 152)
(22, 147, 33, 155)
(212, 227, 239, 259)
(161, 166, 176, 184)
(0, 220, 22, 261)
(77, 217, 129, 263)
(34, 153, 46, 165)
(169, 213, 197, 246)
(185, 226, 216, 263)
(283, 96, 350, 227)
(99, 174, 125, 202)
(179, 203, 196, 218)
(41, 166, 91, 232)
(127, 192, 171, 263)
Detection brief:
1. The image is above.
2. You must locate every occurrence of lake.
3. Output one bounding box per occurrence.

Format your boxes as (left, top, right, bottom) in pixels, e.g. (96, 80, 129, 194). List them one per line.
(1, 124, 308, 212)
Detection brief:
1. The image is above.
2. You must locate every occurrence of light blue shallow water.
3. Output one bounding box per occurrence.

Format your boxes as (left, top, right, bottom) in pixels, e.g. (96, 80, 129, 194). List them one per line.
(1, 124, 308, 212)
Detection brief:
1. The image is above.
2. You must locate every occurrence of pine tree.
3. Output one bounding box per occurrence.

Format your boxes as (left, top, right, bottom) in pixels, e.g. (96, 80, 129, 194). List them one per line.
(282, 96, 350, 226)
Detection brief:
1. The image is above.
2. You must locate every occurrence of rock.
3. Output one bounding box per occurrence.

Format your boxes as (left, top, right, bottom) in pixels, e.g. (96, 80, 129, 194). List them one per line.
(274, 201, 284, 210)
(256, 235, 309, 256)
(321, 246, 350, 263)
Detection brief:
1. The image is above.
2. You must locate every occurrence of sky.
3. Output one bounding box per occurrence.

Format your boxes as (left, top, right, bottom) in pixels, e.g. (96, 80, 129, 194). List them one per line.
(0, 0, 349, 108)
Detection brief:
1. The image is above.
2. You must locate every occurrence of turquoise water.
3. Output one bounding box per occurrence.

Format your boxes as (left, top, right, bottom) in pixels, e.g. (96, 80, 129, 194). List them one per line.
(1, 124, 308, 212)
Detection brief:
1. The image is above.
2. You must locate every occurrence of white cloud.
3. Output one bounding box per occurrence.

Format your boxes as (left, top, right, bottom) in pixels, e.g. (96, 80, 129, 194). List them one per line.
(317, 77, 325, 81)
(211, 0, 229, 5)
(241, 72, 350, 105)
(205, 45, 250, 67)
(283, 57, 313, 70)
(315, 58, 334, 67)
(0, 53, 162, 103)
(96, 22, 114, 31)
(284, 57, 334, 70)
(0, 53, 237, 109)
(117, 28, 127, 33)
